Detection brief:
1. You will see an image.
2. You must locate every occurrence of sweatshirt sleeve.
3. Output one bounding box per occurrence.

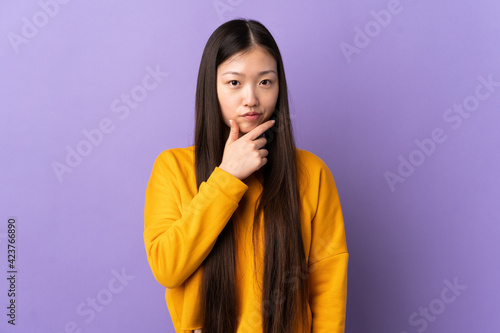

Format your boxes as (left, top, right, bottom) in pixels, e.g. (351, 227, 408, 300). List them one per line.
(307, 159, 349, 333)
(144, 150, 249, 289)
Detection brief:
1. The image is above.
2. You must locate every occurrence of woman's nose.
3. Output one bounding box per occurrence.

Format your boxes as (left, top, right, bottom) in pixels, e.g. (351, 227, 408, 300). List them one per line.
(243, 86, 258, 107)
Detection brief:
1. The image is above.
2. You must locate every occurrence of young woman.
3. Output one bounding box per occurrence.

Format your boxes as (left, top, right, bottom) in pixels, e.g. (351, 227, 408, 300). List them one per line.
(144, 19, 348, 333)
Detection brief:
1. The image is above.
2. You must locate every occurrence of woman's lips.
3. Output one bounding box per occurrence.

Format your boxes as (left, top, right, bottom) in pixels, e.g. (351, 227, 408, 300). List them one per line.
(242, 114, 260, 121)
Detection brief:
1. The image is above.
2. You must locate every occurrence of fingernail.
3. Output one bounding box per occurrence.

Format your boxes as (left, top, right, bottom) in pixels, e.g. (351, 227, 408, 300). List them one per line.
(229, 120, 233, 125)
(271, 120, 275, 124)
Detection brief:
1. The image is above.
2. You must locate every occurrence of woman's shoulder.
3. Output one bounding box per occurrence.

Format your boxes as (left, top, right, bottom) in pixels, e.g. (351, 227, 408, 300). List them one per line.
(295, 147, 331, 173)
(153, 145, 195, 170)
(295, 148, 339, 196)
(156, 145, 195, 159)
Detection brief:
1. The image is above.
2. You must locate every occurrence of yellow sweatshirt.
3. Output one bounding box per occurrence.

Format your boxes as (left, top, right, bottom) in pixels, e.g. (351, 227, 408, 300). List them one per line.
(144, 145, 348, 333)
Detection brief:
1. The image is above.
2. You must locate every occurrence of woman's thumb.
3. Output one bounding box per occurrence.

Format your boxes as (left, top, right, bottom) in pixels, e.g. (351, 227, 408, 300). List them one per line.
(225, 119, 239, 145)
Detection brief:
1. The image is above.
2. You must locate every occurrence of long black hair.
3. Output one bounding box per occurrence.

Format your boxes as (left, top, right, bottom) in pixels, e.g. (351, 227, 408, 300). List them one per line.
(194, 19, 309, 333)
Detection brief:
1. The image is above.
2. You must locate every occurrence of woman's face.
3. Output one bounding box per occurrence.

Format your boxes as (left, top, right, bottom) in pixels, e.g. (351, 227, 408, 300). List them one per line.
(217, 46, 279, 138)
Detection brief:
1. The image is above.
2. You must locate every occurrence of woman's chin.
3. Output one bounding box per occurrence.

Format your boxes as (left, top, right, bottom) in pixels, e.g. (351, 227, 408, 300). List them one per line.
(237, 124, 259, 137)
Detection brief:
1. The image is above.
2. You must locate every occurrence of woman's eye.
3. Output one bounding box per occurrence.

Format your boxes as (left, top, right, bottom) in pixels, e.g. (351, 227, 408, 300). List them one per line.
(261, 79, 271, 86)
(228, 80, 239, 86)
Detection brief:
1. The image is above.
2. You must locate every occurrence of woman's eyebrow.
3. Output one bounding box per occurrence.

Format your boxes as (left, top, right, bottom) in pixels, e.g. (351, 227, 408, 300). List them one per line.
(221, 70, 277, 76)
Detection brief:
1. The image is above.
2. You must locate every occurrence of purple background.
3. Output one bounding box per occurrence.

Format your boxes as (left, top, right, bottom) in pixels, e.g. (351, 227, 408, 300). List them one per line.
(1, 0, 499, 332)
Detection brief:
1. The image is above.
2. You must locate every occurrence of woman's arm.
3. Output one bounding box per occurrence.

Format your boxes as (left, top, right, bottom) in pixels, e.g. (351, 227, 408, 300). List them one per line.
(144, 150, 248, 289)
(308, 160, 349, 333)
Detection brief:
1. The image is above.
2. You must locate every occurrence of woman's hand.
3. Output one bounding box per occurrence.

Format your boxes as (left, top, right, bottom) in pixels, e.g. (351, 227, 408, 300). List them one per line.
(219, 119, 275, 180)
